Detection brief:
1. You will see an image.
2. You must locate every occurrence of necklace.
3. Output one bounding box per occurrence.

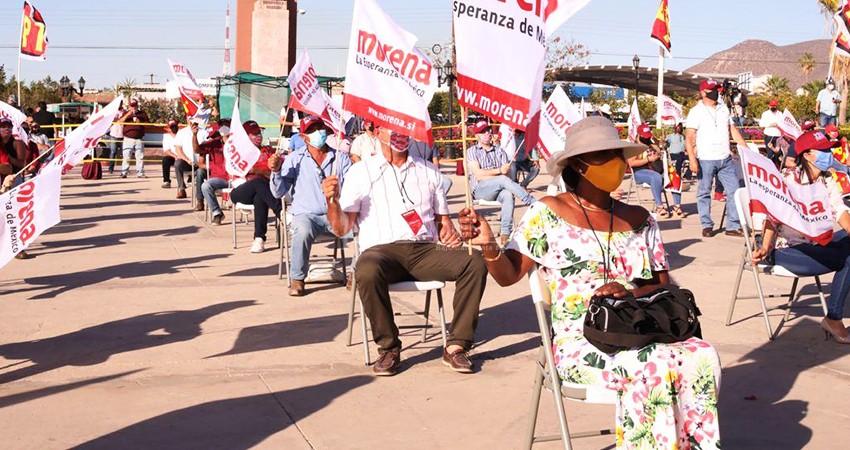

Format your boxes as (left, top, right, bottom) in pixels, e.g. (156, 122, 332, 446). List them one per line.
(574, 192, 615, 284)
(570, 191, 612, 212)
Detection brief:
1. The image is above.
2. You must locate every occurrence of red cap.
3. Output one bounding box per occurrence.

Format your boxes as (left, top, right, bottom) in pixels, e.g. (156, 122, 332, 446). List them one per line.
(0, 117, 14, 126)
(129, 99, 139, 106)
(825, 124, 839, 134)
(206, 124, 222, 140)
(299, 115, 323, 133)
(472, 120, 491, 134)
(769, 99, 779, 107)
(242, 120, 263, 135)
(795, 130, 834, 153)
(637, 123, 653, 139)
(217, 118, 231, 127)
(699, 79, 719, 91)
(801, 120, 816, 131)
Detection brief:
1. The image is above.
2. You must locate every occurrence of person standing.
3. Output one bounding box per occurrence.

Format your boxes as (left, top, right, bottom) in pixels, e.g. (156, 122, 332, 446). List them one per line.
(119, 99, 149, 178)
(32, 101, 56, 140)
(685, 79, 749, 238)
(665, 122, 687, 179)
(107, 102, 125, 174)
(759, 99, 783, 165)
(816, 80, 841, 127)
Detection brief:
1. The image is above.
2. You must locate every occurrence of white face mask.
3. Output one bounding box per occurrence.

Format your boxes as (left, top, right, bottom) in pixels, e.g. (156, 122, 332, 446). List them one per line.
(828, 84, 835, 91)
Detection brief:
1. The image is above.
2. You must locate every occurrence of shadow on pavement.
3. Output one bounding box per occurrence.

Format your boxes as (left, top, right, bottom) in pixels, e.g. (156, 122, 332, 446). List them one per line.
(0, 369, 144, 408)
(1, 254, 230, 300)
(0, 301, 255, 384)
(62, 189, 142, 199)
(663, 238, 699, 270)
(61, 199, 179, 210)
(61, 209, 190, 226)
(73, 375, 373, 450)
(207, 314, 348, 358)
(32, 226, 200, 256)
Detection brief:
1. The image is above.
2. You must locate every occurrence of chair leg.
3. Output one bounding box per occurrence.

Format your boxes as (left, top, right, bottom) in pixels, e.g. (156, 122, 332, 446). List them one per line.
(436, 289, 448, 348)
(749, 267, 775, 340)
(815, 276, 828, 316)
(346, 276, 358, 347)
(360, 297, 371, 366)
(534, 303, 573, 450)
(339, 240, 348, 286)
(232, 209, 237, 249)
(421, 290, 432, 344)
(781, 278, 801, 323)
(278, 221, 285, 279)
(524, 346, 546, 450)
(726, 249, 747, 325)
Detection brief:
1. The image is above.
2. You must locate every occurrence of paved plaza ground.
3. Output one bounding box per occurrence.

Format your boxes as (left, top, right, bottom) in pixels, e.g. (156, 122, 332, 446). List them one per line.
(1, 166, 849, 449)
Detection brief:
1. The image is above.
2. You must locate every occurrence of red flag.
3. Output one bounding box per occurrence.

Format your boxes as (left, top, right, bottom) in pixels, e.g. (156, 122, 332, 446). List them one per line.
(650, 0, 671, 54)
(833, 141, 849, 165)
(837, 30, 850, 59)
(835, 1, 850, 44)
(833, 171, 850, 196)
(20, 1, 48, 61)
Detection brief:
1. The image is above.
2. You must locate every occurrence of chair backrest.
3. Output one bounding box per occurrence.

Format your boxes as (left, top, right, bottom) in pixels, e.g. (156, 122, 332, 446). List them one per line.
(527, 266, 551, 305)
(231, 177, 247, 189)
(546, 177, 566, 196)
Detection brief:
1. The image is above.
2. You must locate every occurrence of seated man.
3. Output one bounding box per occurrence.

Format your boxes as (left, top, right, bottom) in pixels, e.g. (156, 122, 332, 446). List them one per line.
(173, 118, 208, 199)
(467, 120, 536, 246)
(229, 120, 281, 253)
(160, 119, 179, 189)
(193, 127, 227, 224)
(268, 115, 353, 296)
(349, 120, 381, 162)
(507, 129, 539, 189)
(322, 128, 487, 376)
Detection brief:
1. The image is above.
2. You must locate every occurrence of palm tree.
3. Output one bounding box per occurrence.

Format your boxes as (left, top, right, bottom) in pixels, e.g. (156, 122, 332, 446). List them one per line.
(802, 79, 827, 96)
(819, 0, 848, 123)
(115, 77, 136, 100)
(799, 52, 816, 81)
(761, 76, 791, 97)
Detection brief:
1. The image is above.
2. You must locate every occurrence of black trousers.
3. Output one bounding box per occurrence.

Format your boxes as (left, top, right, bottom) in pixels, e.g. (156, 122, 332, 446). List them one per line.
(355, 242, 487, 352)
(229, 178, 281, 240)
(162, 155, 175, 182)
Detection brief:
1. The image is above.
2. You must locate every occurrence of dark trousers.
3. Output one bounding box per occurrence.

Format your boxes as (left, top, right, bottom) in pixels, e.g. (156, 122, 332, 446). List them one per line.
(229, 178, 281, 241)
(174, 160, 193, 190)
(162, 155, 175, 182)
(671, 152, 686, 178)
(509, 159, 540, 188)
(355, 241, 487, 352)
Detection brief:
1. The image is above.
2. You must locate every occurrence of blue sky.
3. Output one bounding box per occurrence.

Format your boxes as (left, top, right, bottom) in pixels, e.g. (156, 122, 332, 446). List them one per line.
(0, 0, 836, 89)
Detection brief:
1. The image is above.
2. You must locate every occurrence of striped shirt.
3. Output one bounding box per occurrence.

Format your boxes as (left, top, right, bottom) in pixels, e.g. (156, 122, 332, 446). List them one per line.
(467, 143, 509, 189)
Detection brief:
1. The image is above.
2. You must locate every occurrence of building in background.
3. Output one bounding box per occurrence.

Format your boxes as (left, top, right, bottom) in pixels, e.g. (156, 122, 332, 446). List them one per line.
(235, 0, 298, 76)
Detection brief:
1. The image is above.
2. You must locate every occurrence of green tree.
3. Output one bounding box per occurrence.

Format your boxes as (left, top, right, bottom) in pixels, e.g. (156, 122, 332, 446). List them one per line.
(818, 0, 848, 123)
(801, 79, 826, 96)
(761, 76, 791, 98)
(799, 52, 816, 82)
(545, 36, 590, 81)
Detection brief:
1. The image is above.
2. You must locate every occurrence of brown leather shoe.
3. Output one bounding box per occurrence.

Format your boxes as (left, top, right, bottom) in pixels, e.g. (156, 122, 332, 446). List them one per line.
(373, 348, 401, 376)
(442, 348, 474, 374)
(211, 214, 224, 226)
(725, 229, 744, 237)
(701, 227, 713, 238)
(288, 279, 305, 297)
(193, 202, 205, 212)
(176, 189, 187, 199)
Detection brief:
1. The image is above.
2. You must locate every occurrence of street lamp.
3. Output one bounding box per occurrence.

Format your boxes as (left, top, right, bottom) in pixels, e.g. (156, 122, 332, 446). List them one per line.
(632, 54, 640, 103)
(436, 61, 457, 158)
(59, 75, 85, 99)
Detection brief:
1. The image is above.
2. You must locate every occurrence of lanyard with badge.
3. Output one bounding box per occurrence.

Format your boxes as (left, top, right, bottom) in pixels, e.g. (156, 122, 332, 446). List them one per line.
(387, 141, 423, 235)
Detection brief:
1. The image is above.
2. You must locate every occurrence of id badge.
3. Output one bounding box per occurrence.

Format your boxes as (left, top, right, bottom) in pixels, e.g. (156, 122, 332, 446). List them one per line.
(401, 209, 424, 235)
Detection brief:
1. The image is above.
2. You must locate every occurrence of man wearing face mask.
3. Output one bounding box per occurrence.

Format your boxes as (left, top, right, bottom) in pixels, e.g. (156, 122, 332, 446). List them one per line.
(349, 120, 380, 163)
(467, 121, 537, 246)
(229, 120, 281, 253)
(268, 115, 352, 296)
(685, 79, 750, 238)
(816, 79, 842, 127)
(759, 99, 783, 165)
(321, 127, 486, 376)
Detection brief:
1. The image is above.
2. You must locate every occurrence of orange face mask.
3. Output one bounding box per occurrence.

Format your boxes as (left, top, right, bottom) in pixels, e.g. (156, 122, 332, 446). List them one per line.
(575, 156, 627, 192)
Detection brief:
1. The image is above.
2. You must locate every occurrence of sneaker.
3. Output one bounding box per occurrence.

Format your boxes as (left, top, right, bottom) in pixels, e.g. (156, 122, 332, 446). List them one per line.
(250, 237, 265, 253)
(442, 348, 474, 374)
(176, 189, 187, 199)
(14, 250, 30, 260)
(120, 173, 128, 179)
(713, 192, 725, 202)
(137, 173, 146, 178)
(161, 181, 171, 188)
(211, 213, 223, 226)
(373, 348, 401, 376)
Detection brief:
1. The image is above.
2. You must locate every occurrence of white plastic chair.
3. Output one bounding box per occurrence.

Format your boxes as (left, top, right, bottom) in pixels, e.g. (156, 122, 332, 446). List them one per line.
(525, 267, 615, 450)
(345, 237, 448, 366)
(230, 177, 280, 249)
(726, 188, 829, 340)
(277, 203, 348, 287)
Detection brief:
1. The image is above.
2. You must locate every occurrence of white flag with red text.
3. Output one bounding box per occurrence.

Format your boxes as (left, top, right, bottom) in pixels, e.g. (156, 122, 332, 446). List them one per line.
(536, 85, 582, 161)
(45, 96, 123, 172)
(343, 0, 435, 144)
(0, 101, 30, 144)
(222, 101, 260, 178)
(289, 51, 351, 134)
(777, 109, 803, 140)
(627, 99, 642, 142)
(0, 163, 61, 268)
(739, 145, 833, 244)
(454, 0, 591, 131)
(659, 94, 684, 125)
(168, 58, 205, 119)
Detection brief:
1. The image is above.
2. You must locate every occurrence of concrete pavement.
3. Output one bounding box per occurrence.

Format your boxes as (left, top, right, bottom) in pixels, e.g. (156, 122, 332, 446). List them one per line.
(1, 167, 849, 449)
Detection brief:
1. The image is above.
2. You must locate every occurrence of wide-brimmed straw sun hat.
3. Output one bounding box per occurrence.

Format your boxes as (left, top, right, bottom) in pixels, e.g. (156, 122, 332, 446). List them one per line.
(546, 116, 646, 176)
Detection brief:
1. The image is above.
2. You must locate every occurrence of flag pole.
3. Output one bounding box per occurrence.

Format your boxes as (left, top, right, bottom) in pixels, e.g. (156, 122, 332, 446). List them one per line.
(277, 102, 291, 154)
(829, 31, 838, 82)
(11, 142, 56, 180)
(17, 2, 24, 105)
(656, 46, 665, 128)
(460, 106, 473, 255)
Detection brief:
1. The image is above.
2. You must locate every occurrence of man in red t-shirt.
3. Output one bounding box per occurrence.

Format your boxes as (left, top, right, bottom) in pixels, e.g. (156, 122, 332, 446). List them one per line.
(119, 98, 150, 178)
(229, 120, 281, 253)
(194, 128, 229, 224)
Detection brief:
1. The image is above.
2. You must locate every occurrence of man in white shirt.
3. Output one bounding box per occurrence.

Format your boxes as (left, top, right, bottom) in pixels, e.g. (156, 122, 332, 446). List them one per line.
(348, 120, 381, 163)
(173, 118, 208, 199)
(816, 80, 841, 127)
(759, 99, 783, 165)
(322, 128, 486, 377)
(160, 119, 179, 189)
(685, 79, 750, 238)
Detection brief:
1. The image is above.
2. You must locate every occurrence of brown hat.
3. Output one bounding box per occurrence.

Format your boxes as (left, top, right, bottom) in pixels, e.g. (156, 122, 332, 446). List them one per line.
(545, 116, 646, 176)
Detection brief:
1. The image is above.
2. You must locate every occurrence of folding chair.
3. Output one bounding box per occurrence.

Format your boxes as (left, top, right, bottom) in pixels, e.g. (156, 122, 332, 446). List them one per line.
(345, 237, 448, 366)
(726, 188, 829, 340)
(278, 205, 348, 287)
(230, 178, 281, 249)
(525, 267, 615, 450)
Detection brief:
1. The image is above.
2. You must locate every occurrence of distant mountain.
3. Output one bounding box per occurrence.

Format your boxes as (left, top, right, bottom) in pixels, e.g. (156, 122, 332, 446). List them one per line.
(685, 39, 830, 90)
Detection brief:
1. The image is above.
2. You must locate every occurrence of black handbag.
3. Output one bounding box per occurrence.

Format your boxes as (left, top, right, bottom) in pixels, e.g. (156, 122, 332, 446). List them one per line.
(582, 286, 702, 354)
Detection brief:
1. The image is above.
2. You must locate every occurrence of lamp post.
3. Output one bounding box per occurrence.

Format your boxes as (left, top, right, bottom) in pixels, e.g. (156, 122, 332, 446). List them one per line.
(632, 54, 640, 104)
(437, 61, 457, 158)
(59, 75, 85, 99)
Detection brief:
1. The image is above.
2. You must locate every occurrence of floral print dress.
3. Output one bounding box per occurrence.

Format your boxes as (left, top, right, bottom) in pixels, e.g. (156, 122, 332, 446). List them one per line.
(509, 203, 722, 450)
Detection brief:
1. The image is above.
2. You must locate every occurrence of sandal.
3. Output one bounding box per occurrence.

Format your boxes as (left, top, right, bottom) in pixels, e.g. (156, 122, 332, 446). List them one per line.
(655, 206, 670, 218)
(672, 205, 686, 218)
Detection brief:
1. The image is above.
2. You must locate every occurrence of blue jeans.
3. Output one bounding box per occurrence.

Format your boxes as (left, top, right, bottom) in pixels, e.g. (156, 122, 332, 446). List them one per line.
(820, 113, 837, 127)
(121, 137, 144, 176)
(509, 159, 540, 188)
(772, 231, 850, 320)
(633, 168, 681, 207)
(289, 213, 334, 281)
(473, 176, 536, 236)
(697, 157, 741, 230)
(108, 138, 121, 173)
(196, 168, 228, 217)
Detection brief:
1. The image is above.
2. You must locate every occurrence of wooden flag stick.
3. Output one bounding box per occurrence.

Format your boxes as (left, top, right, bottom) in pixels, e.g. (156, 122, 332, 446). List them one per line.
(460, 106, 473, 255)
(11, 142, 57, 180)
(277, 103, 292, 154)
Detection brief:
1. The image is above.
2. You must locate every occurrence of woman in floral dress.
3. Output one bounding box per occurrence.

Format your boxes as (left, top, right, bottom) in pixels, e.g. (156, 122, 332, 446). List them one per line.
(460, 117, 722, 449)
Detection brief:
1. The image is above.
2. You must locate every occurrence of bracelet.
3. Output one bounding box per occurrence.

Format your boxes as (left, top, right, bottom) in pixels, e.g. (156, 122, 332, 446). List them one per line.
(482, 248, 503, 262)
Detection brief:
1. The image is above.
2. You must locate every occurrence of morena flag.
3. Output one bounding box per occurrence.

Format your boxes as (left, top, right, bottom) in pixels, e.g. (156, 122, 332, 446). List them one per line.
(20, 1, 48, 61)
